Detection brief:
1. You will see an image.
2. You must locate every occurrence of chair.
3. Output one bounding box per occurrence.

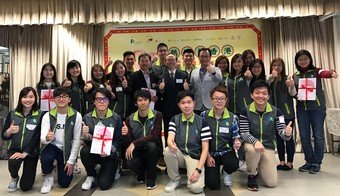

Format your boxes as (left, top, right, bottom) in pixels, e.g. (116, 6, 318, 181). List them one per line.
(325, 108, 340, 155)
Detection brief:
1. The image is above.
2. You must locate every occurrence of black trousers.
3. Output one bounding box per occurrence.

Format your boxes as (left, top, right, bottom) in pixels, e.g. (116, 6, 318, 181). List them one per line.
(126, 142, 160, 181)
(80, 145, 119, 190)
(8, 151, 39, 191)
(276, 119, 295, 163)
(205, 151, 239, 190)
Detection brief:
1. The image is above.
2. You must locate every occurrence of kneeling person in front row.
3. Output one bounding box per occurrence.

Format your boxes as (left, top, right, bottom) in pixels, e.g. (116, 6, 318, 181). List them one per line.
(122, 89, 163, 190)
(201, 86, 241, 189)
(239, 80, 292, 191)
(40, 87, 82, 194)
(81, 88, 122, 190)
(164, 91, 212, 193)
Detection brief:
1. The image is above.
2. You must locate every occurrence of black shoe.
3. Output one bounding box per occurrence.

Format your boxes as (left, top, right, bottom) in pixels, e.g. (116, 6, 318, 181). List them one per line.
(299, 163, 312, 172)
(277, 164, 284, 170)
(282, 164, 293, 171)
(137, 173, 145, 184)
(309, 164, 321, 174)
(146, 179, 157, 190)
(247, 175, 259, 191)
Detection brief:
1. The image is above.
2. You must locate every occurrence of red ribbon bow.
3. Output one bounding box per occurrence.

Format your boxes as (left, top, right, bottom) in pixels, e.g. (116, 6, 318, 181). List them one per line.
(92, 126, 113, 154)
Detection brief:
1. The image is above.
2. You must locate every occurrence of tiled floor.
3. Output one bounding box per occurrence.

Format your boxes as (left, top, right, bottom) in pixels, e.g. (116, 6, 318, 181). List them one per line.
(0, 153, 339, 195)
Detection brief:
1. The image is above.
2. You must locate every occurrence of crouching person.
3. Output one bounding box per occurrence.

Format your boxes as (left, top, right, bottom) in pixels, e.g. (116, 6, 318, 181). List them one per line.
(239, 80, 292, 191)
(201, 86, 240, 189)
(164, 91, 211, 193)
(40, 87, 82, 194)
(122, 89, 163, 190)
(81, 88, 122, 190)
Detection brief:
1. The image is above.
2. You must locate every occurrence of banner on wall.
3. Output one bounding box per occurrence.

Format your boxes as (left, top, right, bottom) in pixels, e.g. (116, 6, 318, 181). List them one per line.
(104, 24, 262, 71)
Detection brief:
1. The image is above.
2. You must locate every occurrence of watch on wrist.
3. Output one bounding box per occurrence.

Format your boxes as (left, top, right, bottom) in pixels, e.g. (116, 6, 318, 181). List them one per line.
(195, 168, 202, 174)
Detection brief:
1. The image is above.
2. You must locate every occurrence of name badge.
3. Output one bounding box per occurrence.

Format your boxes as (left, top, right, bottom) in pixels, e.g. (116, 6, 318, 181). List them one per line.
(26, 124, 36, 131)
(115, 87, 123, 92)
(219, 127, 229, 134)
(176, 79, 183, 83)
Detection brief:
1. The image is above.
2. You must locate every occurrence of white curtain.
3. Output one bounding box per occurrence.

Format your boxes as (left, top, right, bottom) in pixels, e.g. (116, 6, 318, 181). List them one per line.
(0, 0, 338, 25)
(51, 24, 104, 83)
(0, 25, 51, 108)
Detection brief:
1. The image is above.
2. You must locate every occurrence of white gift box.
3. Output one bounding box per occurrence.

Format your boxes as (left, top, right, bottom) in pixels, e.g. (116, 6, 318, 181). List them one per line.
(90, 125, 114, 155)
(40, 89, 56, 111)
(297, 78, 316, 101)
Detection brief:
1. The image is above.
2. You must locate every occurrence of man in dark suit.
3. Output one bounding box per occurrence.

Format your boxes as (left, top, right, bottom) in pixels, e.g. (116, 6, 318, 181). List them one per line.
(128, 53, 161, 112)
(159, 54, 189, 144)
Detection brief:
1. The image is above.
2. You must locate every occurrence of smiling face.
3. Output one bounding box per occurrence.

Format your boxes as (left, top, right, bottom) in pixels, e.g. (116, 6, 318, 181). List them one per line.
(92, 66, 104, 80)
(297, 54, 311, 69)
(94, 92, 109, 111)
(232, 56, 244, 72)
(43, 65, 55, 80)
(251, 87, 270, 107)
(166, 54, 177, 70)
(271, 61, 283, 75)
(21, 91, 36, 109)
(124, 54, 135, 68)
(199, 50, 211, 67)
(68, 65, 81, 77)
(139, 56, 151, 71)
(217, 59, 229, 72)
(136, 97, 150, 112)
(182, 52, 194, 66)
(251, 62, 262, 77)
(115, 63, 126, 77)
(211, 91, 227, 110)
(178, 96, 195, 116)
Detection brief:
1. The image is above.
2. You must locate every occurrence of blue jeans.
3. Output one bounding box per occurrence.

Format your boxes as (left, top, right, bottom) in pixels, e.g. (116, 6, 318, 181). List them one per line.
(40, 144, 73, 188)
(297, 108, 326, 165)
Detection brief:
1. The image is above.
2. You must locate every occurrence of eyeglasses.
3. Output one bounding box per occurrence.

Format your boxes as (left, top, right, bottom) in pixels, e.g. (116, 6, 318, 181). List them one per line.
(212, 97, 227, 102)
(95, 97, 109, 103)
(55, 95, 69, 100)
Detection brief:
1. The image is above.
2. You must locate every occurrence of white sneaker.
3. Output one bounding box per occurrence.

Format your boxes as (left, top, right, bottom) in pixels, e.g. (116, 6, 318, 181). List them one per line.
(223, 173, 232, 186)
(115, 168, 121, 180)
(82, 176, 96, 190)
(7, 177, 19, 192)
(40, 174, 54, 194)
(164, 179, 180, 193)
(73, 163, 81, 174)
(238, 160, 247, 172)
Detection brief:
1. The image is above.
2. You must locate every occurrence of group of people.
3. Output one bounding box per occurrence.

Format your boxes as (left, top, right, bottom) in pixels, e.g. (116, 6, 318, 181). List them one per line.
(1, 43, 338, 194)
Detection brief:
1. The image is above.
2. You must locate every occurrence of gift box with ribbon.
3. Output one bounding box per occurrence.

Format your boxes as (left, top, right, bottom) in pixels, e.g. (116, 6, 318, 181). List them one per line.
(40, 89, 56, 111)
(90, 125, 114, 155)
(297, 78, 316, 101)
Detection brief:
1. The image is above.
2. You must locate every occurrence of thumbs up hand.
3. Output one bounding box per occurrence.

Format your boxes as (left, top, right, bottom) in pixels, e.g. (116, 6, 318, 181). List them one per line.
(285, 121, 293, 137)
(63, 79, 72, 87)
(7, 121, 19, 136)
(271, 69, 278, 78)
(122, 76, 128, 88)
(285, 75, 295, 88)
(82, 122, 90, 139)
(122, 121, 128, 136)
(46, 129, 55, 141)
(84, 82, 93, 93)
(207, 64, 216, 74)
(183, 79, 189, 91)
(331, 69, 338, 78)
(159, 79, 165, 90)
(244, 67, 252, 79)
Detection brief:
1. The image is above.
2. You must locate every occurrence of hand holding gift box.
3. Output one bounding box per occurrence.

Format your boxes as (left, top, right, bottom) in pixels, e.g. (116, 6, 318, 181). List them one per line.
(297, 78, 316, 101)
(90, 125, 114, 155)
(40, 89, 56, 111)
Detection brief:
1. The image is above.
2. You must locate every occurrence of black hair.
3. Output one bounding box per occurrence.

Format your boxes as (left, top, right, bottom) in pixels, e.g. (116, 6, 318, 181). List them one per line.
(123, 51, 135, 59)
(294, 49, 315, 72)
(138, 53, 152, 63)
(182, 48, 194, 56)
(176, 90, 195, 103)
(91, 64, 106, 85)
(92, 88, 112, 102)
(109, 60, 128, 92)
(157, 43, 168, 50)
(198, 47, 212, 57)
(250, 79, 270, 93)
(16, 87, 38, 114)
(53, 86, 72, 97)
(215, 55, 230, 73)
(249, 58, 266, 86)
(134, 89, 151, 104)
(66, 60, 85, 88)
(38, 63, 58, 86)
(229, 53, 247, 78)
(242, 49, 256, 65)
(210, 85, 228, 98)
